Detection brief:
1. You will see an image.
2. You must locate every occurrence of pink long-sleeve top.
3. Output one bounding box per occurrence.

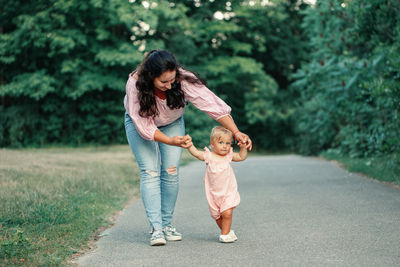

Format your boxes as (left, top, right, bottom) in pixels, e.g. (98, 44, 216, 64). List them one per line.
(124, 69, 232, 140)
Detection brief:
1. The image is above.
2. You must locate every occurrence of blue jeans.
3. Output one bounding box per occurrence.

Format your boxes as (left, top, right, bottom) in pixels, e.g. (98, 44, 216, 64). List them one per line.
(124, 112, 184, 231)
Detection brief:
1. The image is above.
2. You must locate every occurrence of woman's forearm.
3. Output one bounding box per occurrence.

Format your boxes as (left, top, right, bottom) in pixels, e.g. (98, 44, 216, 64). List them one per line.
(154, 129, 190, 148)
(217, 115, 239, 135)
(218, 115, 253, 150)
(154, 129, 173, 145)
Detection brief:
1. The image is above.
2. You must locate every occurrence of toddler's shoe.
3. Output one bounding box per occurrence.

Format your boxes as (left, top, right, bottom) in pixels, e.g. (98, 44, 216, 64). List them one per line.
(150, 230, 166, 246)
(163, 225, 182, 241)
(229, 230, 238, 241)
(219, 233, 236, 243)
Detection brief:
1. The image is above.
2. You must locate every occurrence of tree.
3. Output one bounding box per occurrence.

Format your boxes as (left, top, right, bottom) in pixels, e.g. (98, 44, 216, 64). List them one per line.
(1, 0, 307, 150)
(0, 0, 143, 146)
(291, 0, 400, 158)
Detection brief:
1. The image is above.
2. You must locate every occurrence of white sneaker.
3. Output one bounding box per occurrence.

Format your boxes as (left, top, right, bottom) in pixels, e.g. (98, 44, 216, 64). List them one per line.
(229, 230, 238, 241)
(162, 226, 182, 241)
(150, 230, 166, 246)
(219, 233, 236, 243)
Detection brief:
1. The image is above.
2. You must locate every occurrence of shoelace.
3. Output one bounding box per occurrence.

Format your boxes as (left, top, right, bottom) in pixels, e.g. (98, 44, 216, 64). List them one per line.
(167, 227, 176, 233)
(164, 227, 179, 235)
(152, 231, 163, 239)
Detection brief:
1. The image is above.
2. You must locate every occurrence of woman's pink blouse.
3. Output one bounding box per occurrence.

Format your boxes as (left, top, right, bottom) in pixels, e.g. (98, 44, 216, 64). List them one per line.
(124, 70, 232, 140)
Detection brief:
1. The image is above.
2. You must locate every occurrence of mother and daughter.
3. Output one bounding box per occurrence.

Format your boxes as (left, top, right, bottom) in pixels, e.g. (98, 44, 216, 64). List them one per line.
(124, 50, 252, 246)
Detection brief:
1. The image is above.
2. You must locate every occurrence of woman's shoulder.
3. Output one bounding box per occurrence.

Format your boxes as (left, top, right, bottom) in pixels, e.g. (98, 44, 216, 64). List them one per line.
(126, 72, 138, 92)
(129, 70, 139, 81)
(178, 68, 205, 90)
(178, 67, 189, 75)
(178, 68, 193, 82)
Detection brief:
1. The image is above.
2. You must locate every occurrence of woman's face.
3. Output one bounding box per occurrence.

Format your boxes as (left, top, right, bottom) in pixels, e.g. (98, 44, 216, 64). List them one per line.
(153, 70, 176, 91)
(211, 134, 232, 156)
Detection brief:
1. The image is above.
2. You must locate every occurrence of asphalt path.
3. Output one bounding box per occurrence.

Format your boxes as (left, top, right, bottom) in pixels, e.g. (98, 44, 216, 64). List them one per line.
(75, 155, 400, 266)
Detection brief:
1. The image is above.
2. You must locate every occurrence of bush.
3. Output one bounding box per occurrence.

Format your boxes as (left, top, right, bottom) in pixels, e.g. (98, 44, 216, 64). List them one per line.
(291, 0, 400, 158)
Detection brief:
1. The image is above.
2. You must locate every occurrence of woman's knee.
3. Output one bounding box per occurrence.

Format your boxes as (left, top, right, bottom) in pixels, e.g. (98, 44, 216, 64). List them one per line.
(140, 169, 160, 185)
(161, 166, 179, 183)
(166, 166, 178, 175)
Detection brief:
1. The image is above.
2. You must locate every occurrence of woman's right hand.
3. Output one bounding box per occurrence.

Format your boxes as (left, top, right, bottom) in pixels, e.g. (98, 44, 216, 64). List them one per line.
(171, 135, 192, 148)
(234, 131, 253, 150)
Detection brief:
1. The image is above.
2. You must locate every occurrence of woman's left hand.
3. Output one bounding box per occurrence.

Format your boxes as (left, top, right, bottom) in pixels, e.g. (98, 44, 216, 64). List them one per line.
(234, 132, 252, 150)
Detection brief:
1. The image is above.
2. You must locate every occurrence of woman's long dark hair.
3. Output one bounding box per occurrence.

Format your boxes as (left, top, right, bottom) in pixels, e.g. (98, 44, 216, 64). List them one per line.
(132, 50, 206, 118)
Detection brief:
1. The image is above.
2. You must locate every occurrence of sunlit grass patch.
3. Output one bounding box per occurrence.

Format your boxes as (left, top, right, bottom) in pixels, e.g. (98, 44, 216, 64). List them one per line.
(322, 150, 400, 185)
(0, 145, 139, 266)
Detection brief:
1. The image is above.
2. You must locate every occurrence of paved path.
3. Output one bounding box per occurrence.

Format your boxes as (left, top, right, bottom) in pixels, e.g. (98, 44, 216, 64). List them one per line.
(75, 155, 400, 266)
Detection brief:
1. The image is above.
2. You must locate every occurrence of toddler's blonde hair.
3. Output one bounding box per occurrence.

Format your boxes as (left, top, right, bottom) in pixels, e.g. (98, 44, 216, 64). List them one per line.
(210, 126, 233, 143)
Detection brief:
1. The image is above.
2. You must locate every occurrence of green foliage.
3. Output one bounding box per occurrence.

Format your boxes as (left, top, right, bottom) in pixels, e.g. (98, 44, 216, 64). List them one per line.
(0, 71, 56, 99)
(0, 0, 143, 147)
(3, 0, 397, 158)
(291, 0, 400, 159)
(0, 0, 316, 149)
(170, 0, 308, 150)
(1, 0, 308, 150)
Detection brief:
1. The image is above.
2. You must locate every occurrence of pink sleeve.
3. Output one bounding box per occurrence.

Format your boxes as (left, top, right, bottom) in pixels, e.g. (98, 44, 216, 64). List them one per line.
(181, 73, 231, 121)
(203, 147, 211, 163)
(124, 77, 158, 140)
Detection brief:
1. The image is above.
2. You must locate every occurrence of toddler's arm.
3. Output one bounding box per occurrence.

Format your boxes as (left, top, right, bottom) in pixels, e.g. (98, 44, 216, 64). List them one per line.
(185, 136, 205, 161)
(232, 142, 248, 162)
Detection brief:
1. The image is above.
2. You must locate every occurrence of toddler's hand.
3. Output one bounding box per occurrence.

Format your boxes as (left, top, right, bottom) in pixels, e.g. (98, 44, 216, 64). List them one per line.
(238, 141, 247, 149)
(184, 134, 192, 143)
(182, 134, 193, 148)
(184, 141, 193, 148)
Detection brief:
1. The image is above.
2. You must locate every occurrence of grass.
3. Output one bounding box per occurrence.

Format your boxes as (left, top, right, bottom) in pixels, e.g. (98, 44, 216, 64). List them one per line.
(321, 150, 400, 185)
(0, 145, 142, 266)
(0, 145, 195, 266)
(6, 144, 395, 265)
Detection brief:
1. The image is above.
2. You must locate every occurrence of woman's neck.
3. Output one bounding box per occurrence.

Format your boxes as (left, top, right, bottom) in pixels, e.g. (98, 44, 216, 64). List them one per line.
(154, 88, 166, 100)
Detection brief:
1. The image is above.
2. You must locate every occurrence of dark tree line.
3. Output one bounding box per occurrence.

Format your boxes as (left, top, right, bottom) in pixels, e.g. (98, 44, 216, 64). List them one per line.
(1, 0, 399, 166)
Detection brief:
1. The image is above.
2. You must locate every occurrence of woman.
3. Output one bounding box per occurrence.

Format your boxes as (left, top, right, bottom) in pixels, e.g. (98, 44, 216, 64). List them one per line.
(124, 50, 252, 246)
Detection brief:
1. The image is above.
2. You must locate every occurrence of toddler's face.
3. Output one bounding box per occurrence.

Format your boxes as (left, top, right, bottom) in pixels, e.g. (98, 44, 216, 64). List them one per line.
(211, 134, 232, 156)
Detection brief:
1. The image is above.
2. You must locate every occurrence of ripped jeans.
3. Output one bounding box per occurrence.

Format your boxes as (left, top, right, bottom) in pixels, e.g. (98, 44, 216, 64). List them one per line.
(125, 112, 184, 231)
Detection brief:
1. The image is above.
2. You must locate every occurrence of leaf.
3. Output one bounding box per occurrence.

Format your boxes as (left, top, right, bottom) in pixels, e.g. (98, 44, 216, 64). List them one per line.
(345, 73, 359, 90)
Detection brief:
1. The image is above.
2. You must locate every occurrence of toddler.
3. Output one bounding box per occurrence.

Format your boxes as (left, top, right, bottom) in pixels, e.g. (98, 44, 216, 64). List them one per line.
(186, 126, 248, 243)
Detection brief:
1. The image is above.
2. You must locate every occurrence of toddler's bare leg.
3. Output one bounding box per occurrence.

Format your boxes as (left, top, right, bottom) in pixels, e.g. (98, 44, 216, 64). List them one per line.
(220, 208, 233, 235)
(216, 217, 222, 229)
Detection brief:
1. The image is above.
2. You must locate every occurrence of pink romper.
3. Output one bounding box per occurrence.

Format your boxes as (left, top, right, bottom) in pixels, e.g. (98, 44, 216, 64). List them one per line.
(203, 147, 240, 220)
